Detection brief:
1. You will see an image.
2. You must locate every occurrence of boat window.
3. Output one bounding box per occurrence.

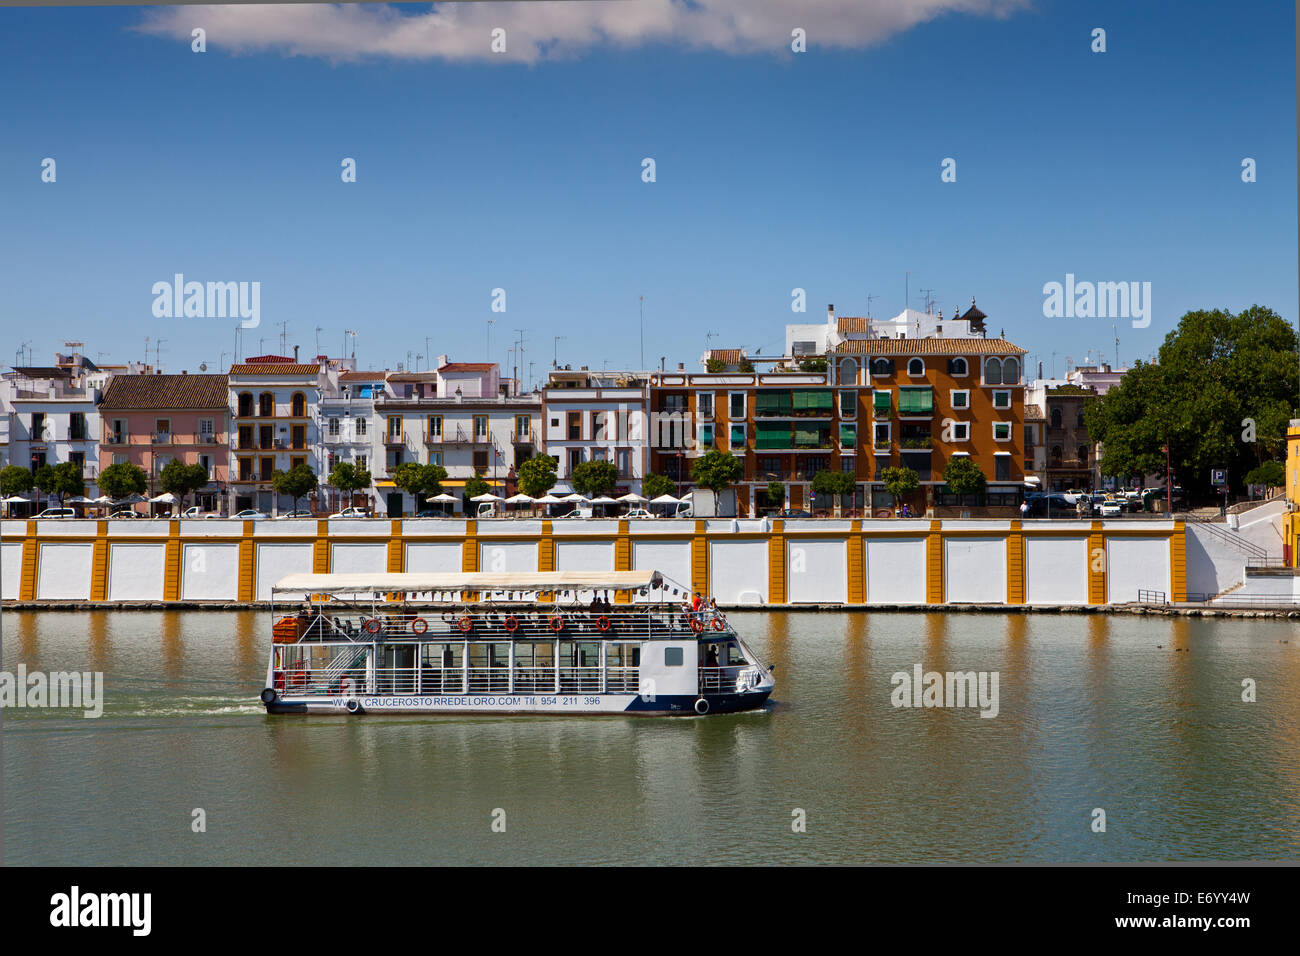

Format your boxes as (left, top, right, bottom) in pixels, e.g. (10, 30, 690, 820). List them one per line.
(664, 647, 684, 667)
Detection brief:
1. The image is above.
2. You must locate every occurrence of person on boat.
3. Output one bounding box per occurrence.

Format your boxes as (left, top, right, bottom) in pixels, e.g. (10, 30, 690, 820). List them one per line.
(705, 645, 719, 668)
(691, 592, 702, 612)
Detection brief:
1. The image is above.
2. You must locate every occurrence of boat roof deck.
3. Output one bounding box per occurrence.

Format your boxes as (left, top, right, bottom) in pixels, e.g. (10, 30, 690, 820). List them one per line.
(271, 570, 667, 598)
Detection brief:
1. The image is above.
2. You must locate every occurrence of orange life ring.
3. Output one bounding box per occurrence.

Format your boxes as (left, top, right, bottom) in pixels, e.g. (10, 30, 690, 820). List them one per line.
(363, 618, 382, 634)
(712, 618, 724, 631)
(597, 616, 611, 632)
(549, 615, 565, 632)
(690, 618, 704, 633)
(504, 616, 519, 632)
(410, 617, 428, 635)
(458, 616, 473, 633)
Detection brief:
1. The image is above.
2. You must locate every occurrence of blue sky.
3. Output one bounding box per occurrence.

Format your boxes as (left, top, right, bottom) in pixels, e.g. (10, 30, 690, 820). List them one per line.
(0, 1, 1294, 383)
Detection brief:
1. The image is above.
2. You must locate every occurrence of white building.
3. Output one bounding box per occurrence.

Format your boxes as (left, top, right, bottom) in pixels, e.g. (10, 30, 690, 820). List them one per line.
(228, 358, 325, 514)
(318, 365, 381, 512)
(0, 352, 108, 499)
(373, 360, 542, 516)
(542, 368, 649, 495)
(786, 301, 989, 357)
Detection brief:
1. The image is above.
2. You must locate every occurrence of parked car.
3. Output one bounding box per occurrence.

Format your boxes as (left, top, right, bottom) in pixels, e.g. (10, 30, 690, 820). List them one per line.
(778, 509, 811, 518)
(1099, 500, 1124, 518)
(328, 507, 369, 518)
(623, 507, 655, 519)
(34, 507, 75, 519)
(181, 506, 222, 519)
(107, 509, 145, 519)
(276, 510, 315, 519)
(1024, 494, 1074, 517)
(232, 509, 269, 520)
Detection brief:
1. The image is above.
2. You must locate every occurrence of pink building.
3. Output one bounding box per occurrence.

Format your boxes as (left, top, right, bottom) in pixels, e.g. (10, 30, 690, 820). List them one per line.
(98, 373, 229, 511)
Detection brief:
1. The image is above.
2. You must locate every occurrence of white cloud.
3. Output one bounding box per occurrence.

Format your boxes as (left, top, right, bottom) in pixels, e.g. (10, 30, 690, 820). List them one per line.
(137, 1, 1030, 64)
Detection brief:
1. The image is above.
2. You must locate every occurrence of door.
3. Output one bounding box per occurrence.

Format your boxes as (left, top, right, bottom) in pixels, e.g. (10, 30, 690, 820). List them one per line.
(386, 492, 404, 517)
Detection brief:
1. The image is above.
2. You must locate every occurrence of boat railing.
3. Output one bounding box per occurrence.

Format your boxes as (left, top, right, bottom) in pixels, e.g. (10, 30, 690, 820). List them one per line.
(280, 606, 725, 643)
(278, 662, 649, 697)
(698, 665, 761, 694)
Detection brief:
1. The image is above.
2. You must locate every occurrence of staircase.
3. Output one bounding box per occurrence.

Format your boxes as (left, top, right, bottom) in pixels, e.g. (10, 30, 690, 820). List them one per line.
(1184, 512, 1277, 563)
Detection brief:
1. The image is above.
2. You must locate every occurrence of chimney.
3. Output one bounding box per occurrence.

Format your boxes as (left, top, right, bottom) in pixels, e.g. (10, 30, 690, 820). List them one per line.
(437, 354, 448, 369)
(677, 362, 685, 371)
(293, 345, 299, 361)
(827, 304, 835, 323)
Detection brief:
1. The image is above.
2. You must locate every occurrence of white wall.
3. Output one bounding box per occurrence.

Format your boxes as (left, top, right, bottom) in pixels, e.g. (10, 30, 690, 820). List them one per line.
(709, 540, 767, 604)
(255, 542, 314, 600)
(631, 540, 692, 594)
(37, 542, 92, 600)
(866, 538, 926, 604)
(181, 543, 240, 601)
(478, 541, 537, 573)
(1025, 536, 1088, 605)
(1, 542, 22, 600)
(1184, 525, 1246, 599)
(787, 538, 848, 604)
(405, 540, 464, 573)
(107, 543, 166, 601)
(945, 537, 1006, 603)
(331, 542, 388, 574)
(554, 540, 615, 572)
(1106, 538, 1171, 604)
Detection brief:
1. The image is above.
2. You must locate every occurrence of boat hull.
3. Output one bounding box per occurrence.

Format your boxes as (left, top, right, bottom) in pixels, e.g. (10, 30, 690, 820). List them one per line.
(265, 689, 771, 717)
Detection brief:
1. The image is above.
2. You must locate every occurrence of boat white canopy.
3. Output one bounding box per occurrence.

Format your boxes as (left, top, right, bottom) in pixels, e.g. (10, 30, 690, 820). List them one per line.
(272, 570, 664, 597)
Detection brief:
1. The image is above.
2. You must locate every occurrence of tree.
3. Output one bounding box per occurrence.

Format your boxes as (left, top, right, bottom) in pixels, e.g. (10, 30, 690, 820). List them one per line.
(464, 473, 491, 509)
(98, 462, 147, 500)
(738, 358, 755, 373)
(811, 470, 856, 515)
(880, 466, 919, 512)
(34, 461, 84, 506)
(705, 358, 726, 373)
(160, 460, 210, 508)
(1086, 305, 1298, 499)
(570, 459, 619, 497)
(941, 457, 987, 499)
(1244, 460, 1285, 489)
(798, 356, 827, 373)
(765, 480, 785, 505)
(0, 465, 34, 499)
(690, 449, 744, 492)
(328, 461, 373, 506)
(517, 455, 558, 498)
(642, 473, 675, 500)
(392, 462, 447, 507)
(271, 464, 318, 513)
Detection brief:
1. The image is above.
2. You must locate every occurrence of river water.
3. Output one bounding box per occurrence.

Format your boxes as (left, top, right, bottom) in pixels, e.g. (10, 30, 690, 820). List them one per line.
(3, 609, 1298, 864)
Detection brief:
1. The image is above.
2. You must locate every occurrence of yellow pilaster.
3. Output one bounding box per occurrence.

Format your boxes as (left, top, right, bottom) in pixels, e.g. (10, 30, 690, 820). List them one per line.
(614, 519, 632, 604)
(1006, 520, 1024, 604)
(163, 520, 182, 601)
(314, 519, 331, 573)
(538, 520, 555, 572)
(768, 520, 786, 604)
(1170, 521, 1187, 602)
(237, 520, 255, 602)
(386, 519, 403, 573)
(846, 520, 864, 604)
(19, 520, 38, 601)
(926, 520, 944, 604)
(691, 519, 708, 596)
(90, 520, 109, 602)
(462, 518, 478, 572)
(1087, 521, 1106, 605)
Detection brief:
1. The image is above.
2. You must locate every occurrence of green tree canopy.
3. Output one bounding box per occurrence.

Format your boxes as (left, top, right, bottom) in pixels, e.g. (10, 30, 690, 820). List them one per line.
(941, 457, 987, 497)
(517, 455, 558, 498)
(642, 473, 675, 500)
(880, 466, 919, 509)
(328, 461, 373, 495)
(271, 464, 318, 512)
(1086, 305, 1297, 497)
(464, 474, 491, 506)
(98, 462, 147, 500)
(1244, 460, 1285, 488)
(765, 480, 785, 504)
(0, 465, 34, 498)
(160, 460, 211, 507)
(393, 462, 447, 501)
(570, 459, 619, 497)
(690, 449, 743, 492)
(811, 470, 856, 497)
(34, 461, 84, 504)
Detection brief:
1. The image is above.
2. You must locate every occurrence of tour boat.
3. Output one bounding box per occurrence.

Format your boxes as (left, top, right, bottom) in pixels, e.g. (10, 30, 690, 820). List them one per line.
(259, 570, 775, 716)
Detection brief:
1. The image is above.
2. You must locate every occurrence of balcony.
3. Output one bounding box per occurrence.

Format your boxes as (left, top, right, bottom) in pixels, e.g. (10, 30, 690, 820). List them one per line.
(151, 432, 171, 444)
(424, 430, 443, 446)
(198, 434, 220, 444)
(106, 434, 128, 445)
(899, 436, 932, 450)
(384, 432, 406, 446)
(510, 430, 534, 444)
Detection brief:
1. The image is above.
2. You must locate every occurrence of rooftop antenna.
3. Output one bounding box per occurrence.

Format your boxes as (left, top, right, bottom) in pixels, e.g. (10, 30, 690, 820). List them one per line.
(639, 295, 645, 370)
(919, 288, 936, 314)
(277, 320, 288, 355)
(1113, 324, 1120, 368)
(514, 329, 526, 398)
(487, 318, 496, 364)
(866, 293, 876, 319)
(315, 326, 322, 357)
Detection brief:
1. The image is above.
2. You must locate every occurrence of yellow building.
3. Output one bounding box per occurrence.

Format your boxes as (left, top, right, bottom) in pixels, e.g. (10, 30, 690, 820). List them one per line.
(1283, 420, 1300, 566)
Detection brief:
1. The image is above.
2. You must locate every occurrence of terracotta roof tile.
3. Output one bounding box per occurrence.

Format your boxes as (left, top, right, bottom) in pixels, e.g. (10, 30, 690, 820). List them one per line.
(229, 364, 321, 376)
(99, 373, 228, 409)
(438, 363, 494, 373)
(836, 316, 872, 334)
(705, 349, 746, 364)
(832, 337, 1027, 356)
(339, 370, 388, 381)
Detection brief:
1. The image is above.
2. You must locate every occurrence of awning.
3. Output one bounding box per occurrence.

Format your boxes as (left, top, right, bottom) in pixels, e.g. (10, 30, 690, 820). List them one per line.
(272, 570, 665, 597)
(439, 479, 506, 488)
(375, 480, 397, 488)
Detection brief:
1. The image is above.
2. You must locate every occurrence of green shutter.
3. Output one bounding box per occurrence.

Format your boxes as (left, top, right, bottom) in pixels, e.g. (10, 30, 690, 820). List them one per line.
(873, 391, 891, 413)
(812, 391, 834, 412)
(731, 424, 746, 445)
(840, 424, 857, 448)
(898, 388, 933, 414)
(795, 427, 820, 447)
(700, 425, 714, 446)
(756, 422, 789, 449)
